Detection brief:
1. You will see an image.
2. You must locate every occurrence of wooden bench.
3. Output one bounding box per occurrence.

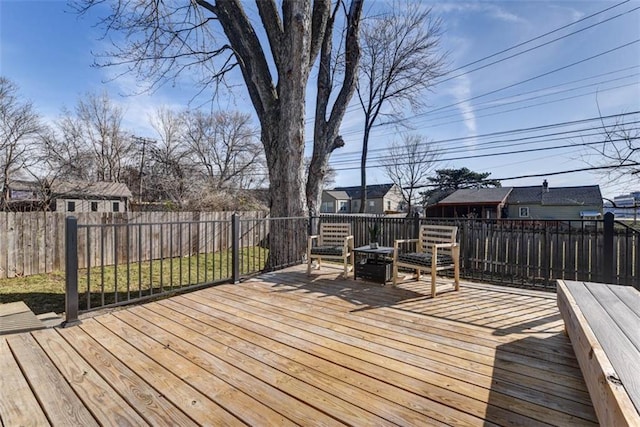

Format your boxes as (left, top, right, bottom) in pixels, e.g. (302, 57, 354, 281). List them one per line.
(557, 280, 640, 426)
(392, 225, 460, 297)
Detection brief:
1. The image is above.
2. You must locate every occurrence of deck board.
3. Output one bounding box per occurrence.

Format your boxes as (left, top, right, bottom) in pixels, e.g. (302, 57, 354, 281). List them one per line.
(0, 265, 598, 426)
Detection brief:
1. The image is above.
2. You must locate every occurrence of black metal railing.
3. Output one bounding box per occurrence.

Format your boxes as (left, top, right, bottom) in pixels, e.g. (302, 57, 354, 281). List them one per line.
(64, 214, 309, 325)
(65, 212, 637, 325)
(319, 212, 639, 290)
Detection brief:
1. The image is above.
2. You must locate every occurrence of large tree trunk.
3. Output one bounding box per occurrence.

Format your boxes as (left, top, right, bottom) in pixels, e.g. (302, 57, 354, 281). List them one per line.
(212, 1, 330, 267)
(307, 0, 363, 221)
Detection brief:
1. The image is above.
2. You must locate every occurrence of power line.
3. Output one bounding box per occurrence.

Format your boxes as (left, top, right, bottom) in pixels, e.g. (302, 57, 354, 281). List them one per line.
(432, 4, 640, 86)
(325, 111, 640, 160)
(304, 0, 635, 125)
(441, 0, 632, 78)
(380, 39, 640, 128)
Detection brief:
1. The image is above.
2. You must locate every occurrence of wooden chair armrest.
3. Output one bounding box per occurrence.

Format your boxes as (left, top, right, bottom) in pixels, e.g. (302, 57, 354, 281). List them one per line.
(308, 235, 318, 246)
(432, 242, 456, 249)
(344, 235, 354, 250)
(394, 238, 419, 245)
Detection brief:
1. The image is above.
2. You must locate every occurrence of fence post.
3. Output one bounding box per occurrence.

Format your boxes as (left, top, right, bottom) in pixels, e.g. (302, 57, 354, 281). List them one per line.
(413, 212, 420, 237)
(603, 212, 615, 284)
(62, 216, 80, 327)
(232, 213, 240, 284)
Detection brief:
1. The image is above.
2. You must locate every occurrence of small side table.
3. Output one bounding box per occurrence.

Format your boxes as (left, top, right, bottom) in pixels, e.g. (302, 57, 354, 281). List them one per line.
(353, 245, 394, 284)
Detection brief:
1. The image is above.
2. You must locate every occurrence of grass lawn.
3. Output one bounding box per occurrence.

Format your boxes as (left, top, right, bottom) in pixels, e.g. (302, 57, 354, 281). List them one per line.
(0, 247, 268, 315)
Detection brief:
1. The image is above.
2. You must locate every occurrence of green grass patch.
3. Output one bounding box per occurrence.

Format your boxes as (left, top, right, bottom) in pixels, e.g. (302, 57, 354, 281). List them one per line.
(0, 246, 268, 315)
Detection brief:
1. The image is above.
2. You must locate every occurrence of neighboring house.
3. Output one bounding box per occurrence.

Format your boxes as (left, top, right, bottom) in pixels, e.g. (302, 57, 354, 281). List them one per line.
(604, 191, 640, 219)
(506, 181, 602, 220)
(320, 190, 350, 213)
(426, 187, 512, 219)
(4, 180, 132, 213)
(428, 180, 603, 220)
(328, 183, 404, 214)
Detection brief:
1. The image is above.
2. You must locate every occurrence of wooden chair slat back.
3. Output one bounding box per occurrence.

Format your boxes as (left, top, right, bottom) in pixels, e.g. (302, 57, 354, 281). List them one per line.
(419, 225, 458, 255)
(319, 223, 352, 246)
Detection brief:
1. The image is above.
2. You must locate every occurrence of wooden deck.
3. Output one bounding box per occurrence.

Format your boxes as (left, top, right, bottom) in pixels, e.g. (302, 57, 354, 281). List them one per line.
(1, 265, 597, 426)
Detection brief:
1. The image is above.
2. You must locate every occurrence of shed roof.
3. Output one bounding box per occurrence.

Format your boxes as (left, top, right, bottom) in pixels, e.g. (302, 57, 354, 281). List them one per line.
(54, 181, 133, 199)
(438, 187, 512, 205)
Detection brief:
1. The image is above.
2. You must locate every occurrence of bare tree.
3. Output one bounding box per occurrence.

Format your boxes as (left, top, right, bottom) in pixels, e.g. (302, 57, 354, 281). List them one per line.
(74, 0, 365, 264)
(307, 0, 363, 216)
(40, 91, 133, 184)
(384, 134, 439, 214)
(145, 107, 192, 204)
(184, 110, 263, 191)
(584, 109, 639, 187)
(0, 77, 42, 207)
(356, 1, 446, 212)
(40, 111, 94, 182)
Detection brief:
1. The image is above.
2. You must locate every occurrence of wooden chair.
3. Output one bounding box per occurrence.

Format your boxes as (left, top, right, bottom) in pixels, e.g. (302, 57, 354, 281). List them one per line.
(392, 225, 460, 297)
(307, 223, 354, 277)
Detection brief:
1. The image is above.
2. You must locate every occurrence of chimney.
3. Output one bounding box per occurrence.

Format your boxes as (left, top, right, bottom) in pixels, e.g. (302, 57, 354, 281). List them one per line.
(542, 179, 549, 192)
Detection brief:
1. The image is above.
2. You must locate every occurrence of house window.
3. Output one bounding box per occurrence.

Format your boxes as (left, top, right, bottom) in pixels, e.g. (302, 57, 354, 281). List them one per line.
(113, 202, 120, 212)
(387, 201, 391, 211)
(67, 201, 75, 212)
(338, 201, 348, 212)
(369, 200, 375, 207)
(519, 207, 529, 218)
(91, 201, 98, 212)
(320, 201, 333, 213)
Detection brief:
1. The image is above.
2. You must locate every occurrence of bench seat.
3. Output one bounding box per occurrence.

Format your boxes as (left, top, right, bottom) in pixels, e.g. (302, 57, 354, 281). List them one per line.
(557, 280, 640, 426)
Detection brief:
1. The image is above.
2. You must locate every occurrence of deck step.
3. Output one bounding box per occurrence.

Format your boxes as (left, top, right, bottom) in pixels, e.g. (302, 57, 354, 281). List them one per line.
(0, 301, 46, 335)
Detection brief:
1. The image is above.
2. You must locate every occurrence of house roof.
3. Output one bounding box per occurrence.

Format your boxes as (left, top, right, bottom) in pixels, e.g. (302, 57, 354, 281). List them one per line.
(53, 181, 133, 199)
(508, 185, 602, 206)
(323, 190, 350, 200)
(438, 187, 512, 205)
(333, 184, 396, 199)
(9, 180, 132, 199)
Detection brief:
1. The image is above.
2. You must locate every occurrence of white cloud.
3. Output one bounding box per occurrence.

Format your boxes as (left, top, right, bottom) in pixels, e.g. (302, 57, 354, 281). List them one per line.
(431, 2, 525, 24)
(449, 74, 477, 145)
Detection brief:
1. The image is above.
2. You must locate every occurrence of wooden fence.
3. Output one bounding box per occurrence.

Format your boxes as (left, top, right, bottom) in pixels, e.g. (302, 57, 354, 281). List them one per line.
(0, 211, 267, 279)
(320, 214, 639, 289)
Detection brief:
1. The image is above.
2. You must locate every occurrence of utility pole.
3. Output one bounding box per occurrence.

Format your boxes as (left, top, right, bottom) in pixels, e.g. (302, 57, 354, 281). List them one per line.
(132, 136, 154, 203)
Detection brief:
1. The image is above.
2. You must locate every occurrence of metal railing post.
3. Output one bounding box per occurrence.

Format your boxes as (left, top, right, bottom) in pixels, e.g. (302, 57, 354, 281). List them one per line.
(603, 212, 615, 284)
(232, 213, 240, 283)
(62, 216, 80, 327)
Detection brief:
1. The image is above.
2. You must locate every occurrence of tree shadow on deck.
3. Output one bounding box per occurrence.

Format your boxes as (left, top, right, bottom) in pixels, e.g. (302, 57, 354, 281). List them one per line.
(485, 334, 597, 426)
(256, 267, 442, 311)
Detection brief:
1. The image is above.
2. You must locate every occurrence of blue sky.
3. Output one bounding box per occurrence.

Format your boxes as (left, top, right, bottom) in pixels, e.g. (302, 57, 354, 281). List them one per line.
(1, 0, 639, 199)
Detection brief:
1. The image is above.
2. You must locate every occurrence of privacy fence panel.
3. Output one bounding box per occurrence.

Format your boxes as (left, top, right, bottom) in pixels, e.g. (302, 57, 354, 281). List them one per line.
(0, 211, 267, 279)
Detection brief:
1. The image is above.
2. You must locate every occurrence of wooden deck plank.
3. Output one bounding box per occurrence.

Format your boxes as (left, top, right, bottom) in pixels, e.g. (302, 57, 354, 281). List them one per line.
(0, 338, 50, 427)
(229, 280, 591, 402)
(250, 274, 582, 371)
(585, 283, 640, 351)
(0, 301, 44, 335)
(77, 318, 243, 426)
(115, 305, 349, 427)
(175, 291, 588, 426)
(203, 285, 597, 425)
(152, 297, 421, 427)
(149, 299, 485, 427)
(30, 329, 149, 427)
(56, 325, 198, 426)
(94, 313, 297, 427)
(3, 267, 598, 426)
(5, 333, 98, 426)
